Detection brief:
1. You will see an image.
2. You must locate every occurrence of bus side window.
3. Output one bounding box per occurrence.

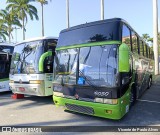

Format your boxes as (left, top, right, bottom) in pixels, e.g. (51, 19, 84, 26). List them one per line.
(43, 39, 57, 73)
(146, 45, 148, 58)
(132, 32, 138, 54)
(139, 40, 144, 56)
(121, 54, 133, 85)
(122, 25, 132, 51)
(148, 48, 151, 58)
(144, 44, 147, 57)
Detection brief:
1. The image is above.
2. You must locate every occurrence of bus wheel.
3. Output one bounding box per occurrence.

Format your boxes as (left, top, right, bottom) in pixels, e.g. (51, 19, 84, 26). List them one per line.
(147, 77, 152, 89)
(130, 86, 136, 107)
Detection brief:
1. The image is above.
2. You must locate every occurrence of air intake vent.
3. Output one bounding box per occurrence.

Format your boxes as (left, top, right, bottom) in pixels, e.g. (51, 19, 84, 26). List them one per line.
(65, 103, 94, 115)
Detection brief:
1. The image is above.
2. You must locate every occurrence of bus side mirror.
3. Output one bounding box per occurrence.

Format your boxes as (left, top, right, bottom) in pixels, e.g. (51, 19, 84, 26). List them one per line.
(39, 51, 52, 72)
(119, 43, 130, 72)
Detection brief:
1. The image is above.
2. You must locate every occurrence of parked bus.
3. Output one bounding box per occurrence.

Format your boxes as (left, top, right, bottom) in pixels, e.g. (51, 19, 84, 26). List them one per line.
(52, 18, 154, 119)
(0, 43, 14, 92)
(9, 37, 57, 96)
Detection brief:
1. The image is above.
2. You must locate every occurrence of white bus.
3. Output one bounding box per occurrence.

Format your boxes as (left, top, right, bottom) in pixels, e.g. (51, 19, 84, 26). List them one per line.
(9, 37, 57, 96)
(0, 43, 14, 92)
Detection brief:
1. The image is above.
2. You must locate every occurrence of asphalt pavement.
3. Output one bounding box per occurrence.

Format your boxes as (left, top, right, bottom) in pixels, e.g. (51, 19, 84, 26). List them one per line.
(0, 80, 160, 134)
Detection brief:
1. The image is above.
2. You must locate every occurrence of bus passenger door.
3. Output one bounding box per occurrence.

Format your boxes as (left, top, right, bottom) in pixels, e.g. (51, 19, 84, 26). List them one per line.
(44, 39, 57, 96)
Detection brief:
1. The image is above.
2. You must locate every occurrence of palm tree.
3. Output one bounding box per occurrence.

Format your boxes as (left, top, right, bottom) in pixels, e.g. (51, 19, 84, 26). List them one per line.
(0, 9, 21, 42)
(142, 34, 150, 42)
(36, 0, 50, 36)
(7, 0, 39, 40)
(0, 23, 8, 41)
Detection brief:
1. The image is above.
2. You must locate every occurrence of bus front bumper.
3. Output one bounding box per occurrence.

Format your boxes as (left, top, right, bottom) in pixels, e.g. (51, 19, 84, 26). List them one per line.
(9, 83, 45, 96)
(53, 95, 129, 120)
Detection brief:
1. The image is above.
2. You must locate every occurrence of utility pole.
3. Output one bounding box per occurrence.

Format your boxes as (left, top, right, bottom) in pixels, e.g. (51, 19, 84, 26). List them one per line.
(13, 27, 20, 43)
(153, 0, 159, 75)
(101, 0, 104, 20)
(66, 0, 70, 28)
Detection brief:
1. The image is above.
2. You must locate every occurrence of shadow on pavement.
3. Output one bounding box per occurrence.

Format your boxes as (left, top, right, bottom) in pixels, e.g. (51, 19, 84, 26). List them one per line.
(0, 92, 54, 108)
(1, 83, 160, 127)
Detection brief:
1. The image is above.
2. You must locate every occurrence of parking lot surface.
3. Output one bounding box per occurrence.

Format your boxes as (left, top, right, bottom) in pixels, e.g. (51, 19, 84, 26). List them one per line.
(0, 84, 160, 134)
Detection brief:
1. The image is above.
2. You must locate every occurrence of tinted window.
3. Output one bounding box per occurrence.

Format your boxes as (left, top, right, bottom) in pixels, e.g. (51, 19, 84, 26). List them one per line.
(132, 32, 138, 53)
(122, 25, 132, 51)
(54, 48, 79, 85)
(148, 47, 151, 58)
(146, 45, 148, 58)
(54, 45, 118, 87)
(0, 54, 12, 79)
(144, 44, 147, 57)
(79, 45, 118, 87)
(43, 39, 57, 73)
(44, 39, 57, 52)
(139, 40, 144, 56)
(0, 45, 14, 54)
(58, 22, 120, 47)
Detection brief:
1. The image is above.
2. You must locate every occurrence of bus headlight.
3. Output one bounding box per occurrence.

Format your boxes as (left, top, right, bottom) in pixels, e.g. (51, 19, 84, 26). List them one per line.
(54, 91, 64, 97)
(29, 80, 42, 84)
(9, 80, 14, 83)
(94, 98, 103, 103)
(104, 99, 118, 104)
(94, 98, 118, 104)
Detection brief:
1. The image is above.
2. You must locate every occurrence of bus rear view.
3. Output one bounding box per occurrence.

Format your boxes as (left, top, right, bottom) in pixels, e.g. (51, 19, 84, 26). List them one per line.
(9, 37, 57, 96)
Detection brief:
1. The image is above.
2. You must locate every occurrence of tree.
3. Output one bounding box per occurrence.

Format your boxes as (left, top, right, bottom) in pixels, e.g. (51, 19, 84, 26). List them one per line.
(36, 0, 50, 36)
(0, 23, 8, 41)
(7, 0, 39, 40)
(142, 34, 150, 42)
(0, 9, 21, 42)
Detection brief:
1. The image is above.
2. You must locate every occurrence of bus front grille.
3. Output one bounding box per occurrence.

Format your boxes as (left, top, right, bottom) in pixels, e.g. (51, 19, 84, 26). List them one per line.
(65, 103, 94, 115)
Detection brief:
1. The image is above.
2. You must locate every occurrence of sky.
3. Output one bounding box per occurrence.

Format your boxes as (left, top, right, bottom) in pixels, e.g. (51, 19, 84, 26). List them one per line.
(0, 0, 160, 43)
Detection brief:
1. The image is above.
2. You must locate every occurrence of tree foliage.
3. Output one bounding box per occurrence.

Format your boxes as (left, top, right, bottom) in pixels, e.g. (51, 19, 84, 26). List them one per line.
(6, 0, 39, 40)
(0, 8, 21, 42)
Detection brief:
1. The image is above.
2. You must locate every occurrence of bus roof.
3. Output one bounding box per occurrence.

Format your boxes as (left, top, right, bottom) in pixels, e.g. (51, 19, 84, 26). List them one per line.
(60, 18, 140, 37)
(0, 42, 15, 46)
(59, 18, 151, 48)
(60, 18, 125, 33)
(16, 36, 58, 45)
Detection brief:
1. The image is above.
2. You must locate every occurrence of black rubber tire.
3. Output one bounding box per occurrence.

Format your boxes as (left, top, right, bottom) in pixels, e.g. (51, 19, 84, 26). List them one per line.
(147, 77, 152, 89)
(130, 86, 136, 107)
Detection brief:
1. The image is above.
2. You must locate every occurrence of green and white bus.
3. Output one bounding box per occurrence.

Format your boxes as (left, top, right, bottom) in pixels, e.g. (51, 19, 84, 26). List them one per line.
(52, 18, 154, 119)
(9, 37, 57, 96)
(0, 43, 14, 92)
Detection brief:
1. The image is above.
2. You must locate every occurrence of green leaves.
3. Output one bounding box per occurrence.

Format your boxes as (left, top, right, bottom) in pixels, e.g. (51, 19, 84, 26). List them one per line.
(0, 8, 21, 42)
(7, 0, 39, 39)
(0, 0, 51, 41)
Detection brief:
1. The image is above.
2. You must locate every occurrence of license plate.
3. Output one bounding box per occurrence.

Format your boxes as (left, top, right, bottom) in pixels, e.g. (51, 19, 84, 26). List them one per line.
(19, 87, 25, 92)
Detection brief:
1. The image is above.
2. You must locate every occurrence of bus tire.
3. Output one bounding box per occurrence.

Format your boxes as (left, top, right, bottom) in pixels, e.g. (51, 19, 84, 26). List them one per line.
(130, 85, 136, 107)
(147, 77, 152, 89)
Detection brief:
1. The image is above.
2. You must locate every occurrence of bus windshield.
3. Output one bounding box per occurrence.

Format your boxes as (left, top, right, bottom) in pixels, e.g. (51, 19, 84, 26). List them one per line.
(10, 40, 43, 74)
(0, 45, 14, 54)
(0, 45, 14, 79)
(54, 45, 118, 87)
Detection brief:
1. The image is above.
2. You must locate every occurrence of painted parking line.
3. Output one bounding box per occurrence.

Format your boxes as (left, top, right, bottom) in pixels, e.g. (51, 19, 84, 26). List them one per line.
(137, 99, 160, 104)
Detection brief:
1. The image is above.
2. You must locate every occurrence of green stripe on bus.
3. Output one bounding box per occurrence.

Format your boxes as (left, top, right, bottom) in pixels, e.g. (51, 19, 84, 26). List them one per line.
(0, 78, 9, 82)
(56, 41, 121, 50)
